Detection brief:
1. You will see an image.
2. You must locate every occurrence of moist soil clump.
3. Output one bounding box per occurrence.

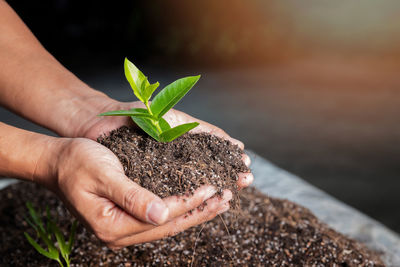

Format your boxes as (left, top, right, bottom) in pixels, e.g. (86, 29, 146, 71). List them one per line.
(98, 126, 249, 209)
(0, 182, 384, 266)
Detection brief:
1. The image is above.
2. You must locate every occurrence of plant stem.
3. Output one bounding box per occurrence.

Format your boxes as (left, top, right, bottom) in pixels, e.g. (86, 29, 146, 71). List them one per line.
(144, 100, 152, 115)
(64, 255, 70, 267)
(57, 258, 65, 267)
(153, 120, 162, 133)
(145, 100, 163, 134)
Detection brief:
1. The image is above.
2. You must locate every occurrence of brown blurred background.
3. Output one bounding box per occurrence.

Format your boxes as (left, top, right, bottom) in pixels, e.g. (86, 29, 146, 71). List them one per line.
(2, 0, 400, 233)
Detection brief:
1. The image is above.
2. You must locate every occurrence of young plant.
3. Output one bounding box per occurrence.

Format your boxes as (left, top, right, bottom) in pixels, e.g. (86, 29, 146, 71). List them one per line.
(24, 202, 77, 267)
(99, 58, 200, 142)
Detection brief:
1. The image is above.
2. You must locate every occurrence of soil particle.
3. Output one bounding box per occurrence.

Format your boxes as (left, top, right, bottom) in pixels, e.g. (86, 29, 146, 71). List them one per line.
(0, 183, 384, 266)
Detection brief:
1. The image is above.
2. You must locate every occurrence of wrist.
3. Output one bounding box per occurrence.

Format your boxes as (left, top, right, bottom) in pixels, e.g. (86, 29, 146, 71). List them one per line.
(31, 136, 67, 189)
(0, 123, 62, 188)
(54, 88, 116, 138)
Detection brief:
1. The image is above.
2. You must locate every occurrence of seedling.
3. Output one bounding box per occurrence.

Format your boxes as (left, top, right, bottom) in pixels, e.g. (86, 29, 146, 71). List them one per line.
(24, 202, 77, 267)
(99, 58, 200, 142)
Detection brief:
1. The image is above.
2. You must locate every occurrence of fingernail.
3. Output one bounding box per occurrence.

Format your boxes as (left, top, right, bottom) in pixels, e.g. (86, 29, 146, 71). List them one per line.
(146, 201, 169, 225)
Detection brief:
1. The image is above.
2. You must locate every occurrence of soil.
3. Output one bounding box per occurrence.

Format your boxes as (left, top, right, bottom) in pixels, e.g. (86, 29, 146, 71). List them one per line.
(0, 127, 385, 266)
(0, 183, 384, 266)
(97, 126, 250, 209)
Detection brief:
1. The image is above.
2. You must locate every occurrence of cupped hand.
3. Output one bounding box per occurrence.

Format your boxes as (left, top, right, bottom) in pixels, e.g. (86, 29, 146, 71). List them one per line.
(64, 98, 253, 248)
(49, 138, 232, 248)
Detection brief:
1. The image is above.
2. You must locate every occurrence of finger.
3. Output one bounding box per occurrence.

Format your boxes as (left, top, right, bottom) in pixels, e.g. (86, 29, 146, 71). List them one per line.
(81, 195, 148, 243)
(84, 115, 134, 140)
(242, 153, 251, 167)
(163, 185, 217, 219)
(101, 173, 169, 225)
(108, 190, 233, 248)
(237, 172, 254, 189)
(167, 109, 244, 149)
(88, 185, 218, 242)
(230, 137, 245, 150)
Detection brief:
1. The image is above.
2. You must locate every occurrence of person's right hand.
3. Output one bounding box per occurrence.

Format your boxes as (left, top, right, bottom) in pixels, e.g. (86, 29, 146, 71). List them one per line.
(40, 138, 232, 249)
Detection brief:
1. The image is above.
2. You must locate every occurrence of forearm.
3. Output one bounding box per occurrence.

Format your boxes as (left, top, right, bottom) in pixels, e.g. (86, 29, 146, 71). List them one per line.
(0, 1, 112, 137)
(0, 122, 60, 186)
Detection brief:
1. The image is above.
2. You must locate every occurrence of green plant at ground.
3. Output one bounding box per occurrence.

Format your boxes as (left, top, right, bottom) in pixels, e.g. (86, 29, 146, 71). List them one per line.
(24, 202, 77, 267)
(99, 58, 200, 142)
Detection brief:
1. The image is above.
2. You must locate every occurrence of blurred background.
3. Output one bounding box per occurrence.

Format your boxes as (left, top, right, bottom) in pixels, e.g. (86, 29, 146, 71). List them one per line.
(2, 0, 399, 233)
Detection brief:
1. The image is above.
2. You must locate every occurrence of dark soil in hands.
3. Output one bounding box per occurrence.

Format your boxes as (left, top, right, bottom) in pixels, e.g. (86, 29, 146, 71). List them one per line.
(0, 182, 384, 266)
(98, 126, 249, 209)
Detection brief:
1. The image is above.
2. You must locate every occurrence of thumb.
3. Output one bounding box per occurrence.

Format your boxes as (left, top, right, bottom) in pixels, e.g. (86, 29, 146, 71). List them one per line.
(104, 173, 169, 225)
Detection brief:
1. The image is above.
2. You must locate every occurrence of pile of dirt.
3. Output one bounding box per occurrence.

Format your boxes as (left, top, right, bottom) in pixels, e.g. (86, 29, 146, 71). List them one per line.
(0, 183, 384, 266)
(98, 126, 250, 209)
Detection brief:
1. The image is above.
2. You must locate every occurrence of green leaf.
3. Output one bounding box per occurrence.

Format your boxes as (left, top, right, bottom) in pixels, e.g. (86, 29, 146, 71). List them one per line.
(24, 232, 59, 260)
(124, 58, 149, 103)
(51, 221, 67, 258)
(131, 117, 161, 141)
(36, 226, 57, 253)
(150, 75, 200, 119)
(159, 118, 171, 132)
(98, 108, 154, 119)
(67, 220, 78, 254)
(159, 122, 199, 142)
(25, 216, 38, 232)
(26, 202, 45, 233)
(143, 82, 159, 101)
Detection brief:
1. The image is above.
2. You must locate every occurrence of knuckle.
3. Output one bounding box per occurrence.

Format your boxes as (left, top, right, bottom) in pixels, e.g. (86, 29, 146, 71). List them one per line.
(123, 187, 140, 211)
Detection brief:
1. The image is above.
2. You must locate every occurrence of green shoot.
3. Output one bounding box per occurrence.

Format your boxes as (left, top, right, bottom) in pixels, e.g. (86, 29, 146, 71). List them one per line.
(24, 202, 77, 267)
(99, 58, 200, 142)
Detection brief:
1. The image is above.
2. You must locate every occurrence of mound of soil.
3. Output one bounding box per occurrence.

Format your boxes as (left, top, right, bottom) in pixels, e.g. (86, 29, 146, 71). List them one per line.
(0, 128, 384, 266)
(0, 183, 384, 266)
(98, 126, 250, 209)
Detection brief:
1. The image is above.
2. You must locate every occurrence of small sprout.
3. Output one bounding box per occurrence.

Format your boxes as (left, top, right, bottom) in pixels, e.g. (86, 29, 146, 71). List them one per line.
(24, 202, 77, 267)
(99, 58, 200, 142)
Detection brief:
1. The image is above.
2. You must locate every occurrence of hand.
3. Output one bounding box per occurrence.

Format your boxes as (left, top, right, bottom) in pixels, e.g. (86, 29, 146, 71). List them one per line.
(46, 138, 233, 248)
(64, 98, 253, 248)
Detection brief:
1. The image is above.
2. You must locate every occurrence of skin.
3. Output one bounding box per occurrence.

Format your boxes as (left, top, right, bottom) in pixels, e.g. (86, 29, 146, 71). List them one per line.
(0, 1, 253, 248)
